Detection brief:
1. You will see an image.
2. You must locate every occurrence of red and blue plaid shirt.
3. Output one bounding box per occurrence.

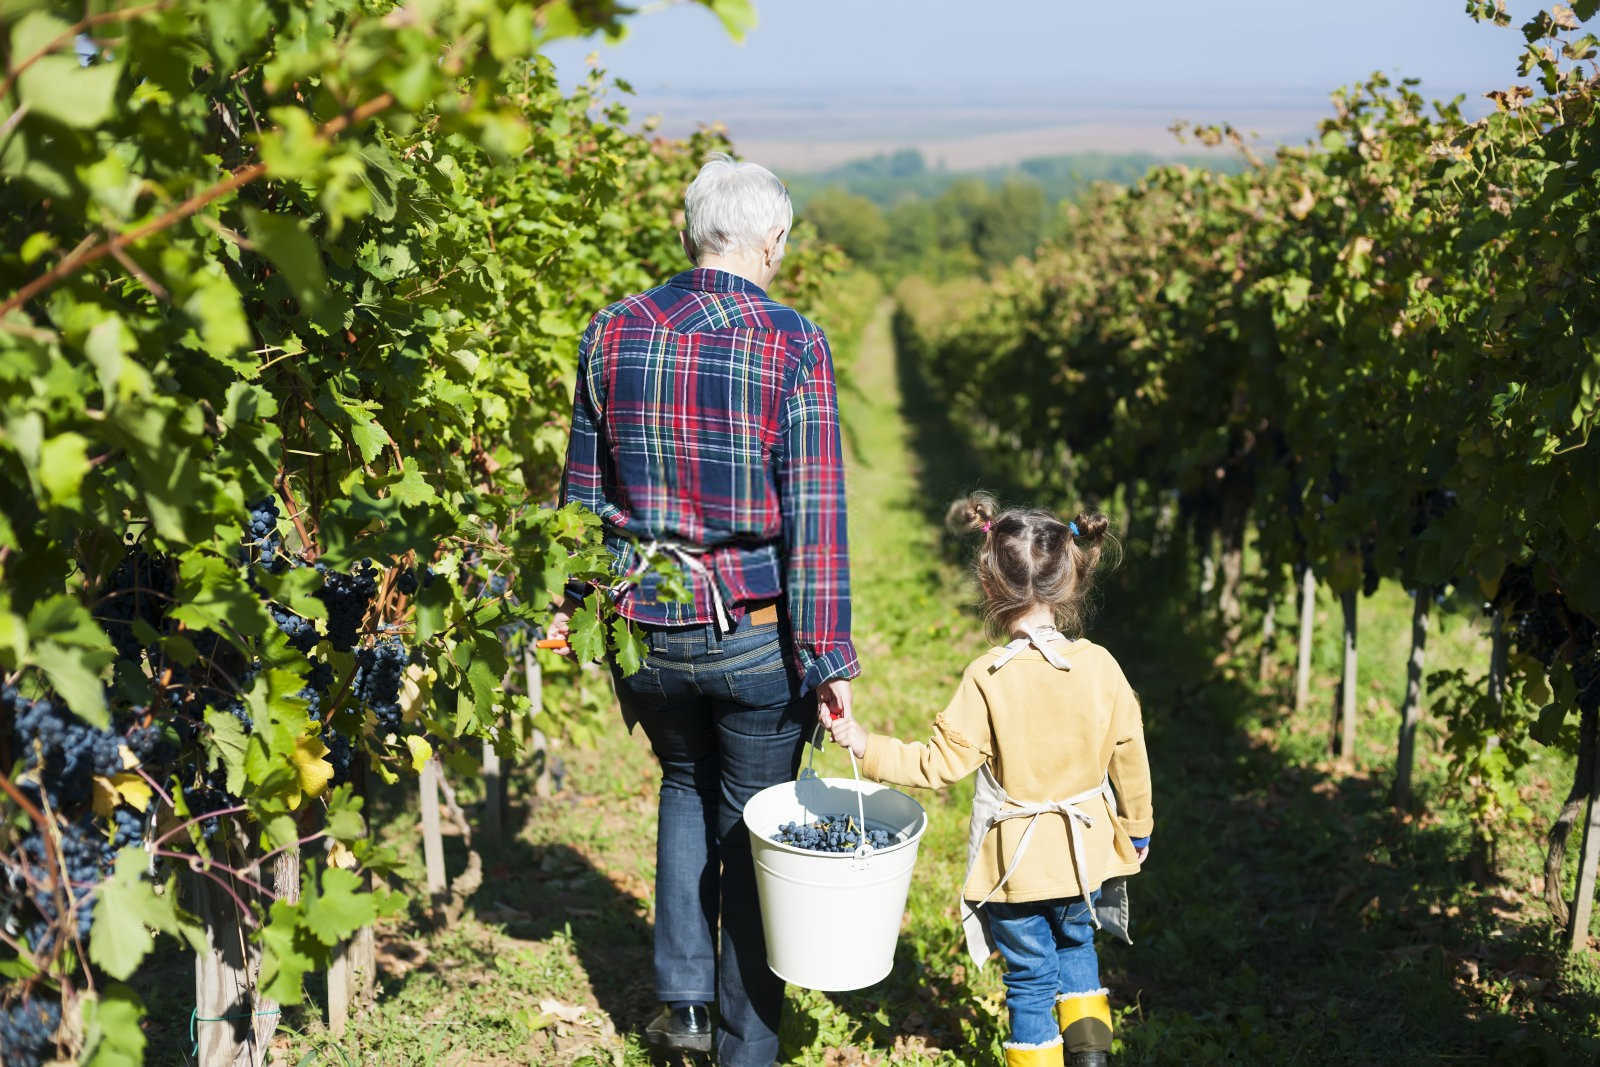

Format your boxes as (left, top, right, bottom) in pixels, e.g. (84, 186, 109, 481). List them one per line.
(561, 268, 859, 692)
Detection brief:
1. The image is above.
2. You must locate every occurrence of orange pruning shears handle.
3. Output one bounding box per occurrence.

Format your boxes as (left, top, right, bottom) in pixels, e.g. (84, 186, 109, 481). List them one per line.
(535, 637, 568, 650)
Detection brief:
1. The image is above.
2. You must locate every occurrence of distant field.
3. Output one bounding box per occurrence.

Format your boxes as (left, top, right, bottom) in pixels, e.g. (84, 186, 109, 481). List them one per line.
(626, 90, 1329, 173)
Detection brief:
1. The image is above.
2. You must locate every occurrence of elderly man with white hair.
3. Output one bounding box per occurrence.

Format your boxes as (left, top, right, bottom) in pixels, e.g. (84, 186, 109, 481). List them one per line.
(553, 153, 858, 1065)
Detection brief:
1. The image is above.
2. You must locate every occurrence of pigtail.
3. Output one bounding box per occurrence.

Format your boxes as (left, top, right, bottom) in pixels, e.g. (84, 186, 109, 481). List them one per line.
(946, 491, 999, 536)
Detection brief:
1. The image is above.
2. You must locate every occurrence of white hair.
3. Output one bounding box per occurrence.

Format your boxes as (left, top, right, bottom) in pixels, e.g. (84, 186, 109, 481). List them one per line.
(683, 152, 793, 259)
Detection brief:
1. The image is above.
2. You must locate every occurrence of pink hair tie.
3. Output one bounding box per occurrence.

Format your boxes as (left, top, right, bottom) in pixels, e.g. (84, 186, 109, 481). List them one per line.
(980, 520, 993, 533)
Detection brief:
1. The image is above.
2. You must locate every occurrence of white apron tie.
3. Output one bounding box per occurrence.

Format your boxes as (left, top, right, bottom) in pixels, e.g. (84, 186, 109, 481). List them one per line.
(614, 537, 733, 634)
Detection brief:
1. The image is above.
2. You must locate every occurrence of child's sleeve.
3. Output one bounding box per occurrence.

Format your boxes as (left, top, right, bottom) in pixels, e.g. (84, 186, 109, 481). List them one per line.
(1108, 675, 1154, 841)
(861, 667, 992, 790)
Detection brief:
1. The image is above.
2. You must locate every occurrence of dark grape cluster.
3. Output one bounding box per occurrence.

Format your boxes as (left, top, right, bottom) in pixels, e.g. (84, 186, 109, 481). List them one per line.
(8, 689, 124, 809)
(0, 996, 61, 1067)
(396, 568, 419, 596)
(315, 563, 377, 652)
(12, 818, 121, 950)
(95, 548, 174, 661)
(271, 603, 319, 653)
(182, 773, 237, 841)
(772, 815, 895, 854)
(354, 637, 409, 734)
(298, 658, 355, 783)
(244, 496, 289, 574)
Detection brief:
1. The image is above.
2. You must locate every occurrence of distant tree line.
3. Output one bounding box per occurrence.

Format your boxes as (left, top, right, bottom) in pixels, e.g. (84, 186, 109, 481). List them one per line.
(789, 148, 1241, 277)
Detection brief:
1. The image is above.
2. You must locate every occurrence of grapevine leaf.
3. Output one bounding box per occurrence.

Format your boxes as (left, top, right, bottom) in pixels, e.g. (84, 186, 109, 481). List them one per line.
(37, 431, 90, 505)
(709, 0, 758, 40)
(0, 609, 27, 666)
(30, 640, 111, 725)
(259, 899, 317, 1005)
(611, 616, 646, 677)
(325, 786, 366, 842)
(91, 851, 196, 979)
(204, 708, 249, 795)
(386, 466, 436, 506)
(245, 208, 333, 325)
(180, 265, 252, 368)
(18, 56, 123, 129)
(567, 601, 606, 662)
(302, 867, 378, 946)
(81, 985, 147, 1067)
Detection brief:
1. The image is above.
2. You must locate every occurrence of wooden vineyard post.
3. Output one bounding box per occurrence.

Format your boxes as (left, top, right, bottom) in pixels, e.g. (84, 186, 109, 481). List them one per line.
(1569, 709, 1600, 953)
(1561, 735, 1600, 953)
(1336, 589, 1358, 762)
(526, 645, 553, 798)
(420, 757, 448, 909)
(1394, 588, 1431, 811)
(188, 841, 296, 1067)
(328, 895, 377, 1039)
(482, 732, 503, 848)
(1295, 565, 1316, 714)
(1258, 585, 1277, 683)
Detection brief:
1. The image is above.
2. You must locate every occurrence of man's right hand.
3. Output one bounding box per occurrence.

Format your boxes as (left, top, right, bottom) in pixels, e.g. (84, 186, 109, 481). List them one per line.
(545, 596, 580, 656)
(815, 678, 852, 722)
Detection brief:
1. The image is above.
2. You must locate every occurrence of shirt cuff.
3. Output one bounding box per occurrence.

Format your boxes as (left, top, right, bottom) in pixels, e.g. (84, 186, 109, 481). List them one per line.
(1129, 836, 1150, 850)
(798, 643, 861, 694)
(563, 579, 593, 605)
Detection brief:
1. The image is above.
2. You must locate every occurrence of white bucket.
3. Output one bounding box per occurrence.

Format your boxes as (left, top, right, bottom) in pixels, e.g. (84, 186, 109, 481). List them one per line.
(744, 742, 927, 991)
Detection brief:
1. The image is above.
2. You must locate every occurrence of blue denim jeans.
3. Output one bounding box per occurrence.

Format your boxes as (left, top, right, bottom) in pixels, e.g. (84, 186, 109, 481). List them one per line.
(611, 612, 811, 1067)
(986, 891, 1103, 1046)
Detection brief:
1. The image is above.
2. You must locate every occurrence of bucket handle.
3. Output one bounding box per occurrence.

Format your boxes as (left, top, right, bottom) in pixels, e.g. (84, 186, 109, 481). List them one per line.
(801, 724, 873, 861)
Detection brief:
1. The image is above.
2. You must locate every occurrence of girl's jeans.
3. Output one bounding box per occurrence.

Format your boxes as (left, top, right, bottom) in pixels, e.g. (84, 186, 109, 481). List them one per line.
(611, 612, 812, 1067)
(986, 891, 1103, 1046)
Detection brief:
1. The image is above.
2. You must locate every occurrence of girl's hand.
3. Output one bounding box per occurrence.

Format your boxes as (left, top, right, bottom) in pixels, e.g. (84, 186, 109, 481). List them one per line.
(1135, 844, 1150, 865)
(826, 711, 868, 761)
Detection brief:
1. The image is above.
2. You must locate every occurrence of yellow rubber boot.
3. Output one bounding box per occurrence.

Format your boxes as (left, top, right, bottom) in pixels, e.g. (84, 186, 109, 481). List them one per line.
(1003, 1037, 1064, 1067)
(1055, 990, 1112, 1065)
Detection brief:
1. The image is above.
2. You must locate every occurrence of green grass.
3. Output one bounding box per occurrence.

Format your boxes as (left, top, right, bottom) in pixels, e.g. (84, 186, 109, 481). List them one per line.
(248, 302, 1600, 1066)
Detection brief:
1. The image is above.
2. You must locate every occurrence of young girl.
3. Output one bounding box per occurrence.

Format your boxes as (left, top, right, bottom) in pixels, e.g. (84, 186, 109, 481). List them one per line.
(824, 493, 1153, 1067)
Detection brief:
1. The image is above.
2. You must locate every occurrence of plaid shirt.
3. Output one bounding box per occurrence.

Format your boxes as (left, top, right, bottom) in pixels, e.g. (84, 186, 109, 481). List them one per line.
(561, 268, 859, 692)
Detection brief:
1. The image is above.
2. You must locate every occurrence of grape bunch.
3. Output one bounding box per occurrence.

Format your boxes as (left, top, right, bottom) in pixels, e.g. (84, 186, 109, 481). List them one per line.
(244, 496, 289, 573)
(0, 996, 61, 1067)
(772, 815, 896, 854)
(315, 563, 378, 652)
(271, 603, 319, 653)
(298, 658, 355, 783)
(10, 817, 121, 951)
(8, 689, 124, 809)
(354, 637, 409, 734)
(95, 548, 174, 661)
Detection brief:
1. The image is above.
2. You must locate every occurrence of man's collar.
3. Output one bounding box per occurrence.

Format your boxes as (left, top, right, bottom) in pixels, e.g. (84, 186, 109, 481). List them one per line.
(670, 267, 768, 297)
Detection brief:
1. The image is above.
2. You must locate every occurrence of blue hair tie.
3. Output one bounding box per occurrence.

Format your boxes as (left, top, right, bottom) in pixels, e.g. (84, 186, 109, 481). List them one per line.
(1068, 521, 1080, 537)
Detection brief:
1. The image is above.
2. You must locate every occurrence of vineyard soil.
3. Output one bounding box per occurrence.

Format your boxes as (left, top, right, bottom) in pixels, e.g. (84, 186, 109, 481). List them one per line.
(167, 305, 1600, 1066)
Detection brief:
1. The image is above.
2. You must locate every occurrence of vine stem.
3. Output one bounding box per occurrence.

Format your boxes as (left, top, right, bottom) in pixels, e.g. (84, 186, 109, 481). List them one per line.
(0, 92, 396, 318)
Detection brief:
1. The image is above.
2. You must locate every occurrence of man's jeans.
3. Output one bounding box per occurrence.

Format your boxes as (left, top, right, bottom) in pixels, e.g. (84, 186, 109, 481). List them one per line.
(612, 612, 811, 1067)
(987, 891, 1103, 1046)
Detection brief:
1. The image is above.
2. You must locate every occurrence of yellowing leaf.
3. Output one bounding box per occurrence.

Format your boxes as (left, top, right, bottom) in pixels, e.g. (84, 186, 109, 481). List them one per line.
(403, 735, 432, 773)
(288, 734, 334, 808)
(93, 775, 119, 818)
(110, 773, 154, 812)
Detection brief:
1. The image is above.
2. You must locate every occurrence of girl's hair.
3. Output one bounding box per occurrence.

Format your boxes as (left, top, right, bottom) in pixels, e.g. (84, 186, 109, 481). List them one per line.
(945, 491, 1117, 639)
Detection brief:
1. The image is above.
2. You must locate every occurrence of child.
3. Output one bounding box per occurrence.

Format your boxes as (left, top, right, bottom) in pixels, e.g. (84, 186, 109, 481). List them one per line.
(823, 493, 1153, 1067)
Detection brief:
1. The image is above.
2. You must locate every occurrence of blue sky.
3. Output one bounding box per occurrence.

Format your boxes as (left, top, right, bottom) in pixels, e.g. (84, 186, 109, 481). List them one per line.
(545, 1, 1534, 101)
(541, 1, 1540, 169)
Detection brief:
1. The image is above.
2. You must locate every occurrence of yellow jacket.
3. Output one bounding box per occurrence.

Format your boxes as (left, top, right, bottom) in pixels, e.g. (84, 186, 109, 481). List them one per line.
(861, 638, 1153, 905)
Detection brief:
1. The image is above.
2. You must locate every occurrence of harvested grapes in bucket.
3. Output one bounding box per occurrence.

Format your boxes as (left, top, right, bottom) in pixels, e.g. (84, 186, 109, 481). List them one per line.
(772, 814, 898, 853)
